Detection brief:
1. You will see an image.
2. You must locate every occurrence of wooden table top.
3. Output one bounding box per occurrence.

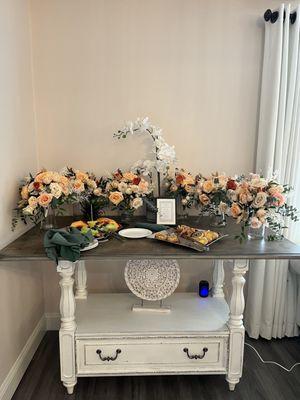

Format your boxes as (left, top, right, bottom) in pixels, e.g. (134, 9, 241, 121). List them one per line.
(1, 216, 300, 261)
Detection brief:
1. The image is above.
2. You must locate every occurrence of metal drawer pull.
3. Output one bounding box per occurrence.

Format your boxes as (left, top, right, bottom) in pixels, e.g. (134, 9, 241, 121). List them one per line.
(96, 349, 121, 361)
(183, 347, 208, 360)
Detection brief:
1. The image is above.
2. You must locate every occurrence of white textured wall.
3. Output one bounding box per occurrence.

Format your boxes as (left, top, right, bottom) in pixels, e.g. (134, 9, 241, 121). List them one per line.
(0, 0, 44, 388)
(30, 0, 272, 176)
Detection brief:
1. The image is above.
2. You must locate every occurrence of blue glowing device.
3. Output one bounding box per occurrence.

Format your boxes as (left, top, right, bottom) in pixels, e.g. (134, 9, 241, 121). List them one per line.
(199, 280, 209, 298)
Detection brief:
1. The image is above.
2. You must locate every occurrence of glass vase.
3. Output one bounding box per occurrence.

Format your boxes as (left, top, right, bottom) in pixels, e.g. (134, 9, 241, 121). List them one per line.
(248, 224, 265, 240)
(210, 212, 226, 228)
(40, 207, 58, 230)
(120, 209, 135, 225)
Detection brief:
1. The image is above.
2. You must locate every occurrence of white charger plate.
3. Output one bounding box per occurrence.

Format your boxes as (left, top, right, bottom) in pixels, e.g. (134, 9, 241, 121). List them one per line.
(118, 228, 152, 239)
(80, 239, 99, 252)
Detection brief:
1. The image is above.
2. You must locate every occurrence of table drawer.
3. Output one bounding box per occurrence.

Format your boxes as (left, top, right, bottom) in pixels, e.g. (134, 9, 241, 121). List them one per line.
(76, 337, 227, 375)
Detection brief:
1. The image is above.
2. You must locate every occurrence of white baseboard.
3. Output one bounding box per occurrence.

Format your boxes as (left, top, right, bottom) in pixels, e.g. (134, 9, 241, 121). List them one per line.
(0, 316, 46, 400)
(45, 312, 60, 330)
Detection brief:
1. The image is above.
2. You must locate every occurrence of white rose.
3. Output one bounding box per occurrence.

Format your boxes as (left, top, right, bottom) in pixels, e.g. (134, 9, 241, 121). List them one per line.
(131, 185, 139, 193)
(50, 182, 63, 199)
(118, 182, 128, 193)
(131, 197, 143, 209)
(23, 205, 35, 215)
(252, 192, 267, 208)
(28, 196, 38, 208)
(125, 188, 132, 195)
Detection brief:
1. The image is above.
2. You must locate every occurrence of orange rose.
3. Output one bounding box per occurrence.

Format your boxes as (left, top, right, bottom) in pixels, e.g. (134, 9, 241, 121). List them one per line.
(231, 203, 242, 218)
(123, 172, 137, 182)
(37, 192, 53, 207)
(35, 171, 54, 184)
(21, 185, 29, 200)
(199, 194, 210, 205)
(109, 191, 124, 205)
(202, 180, 214, 194)
(72, 179, 85, 193)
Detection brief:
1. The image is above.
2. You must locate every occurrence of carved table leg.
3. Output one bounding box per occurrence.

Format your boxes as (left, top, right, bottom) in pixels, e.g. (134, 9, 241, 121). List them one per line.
(75, 260, 88, 299)
(212, 260, 225, 298)
(226, 259, 248, 391)
(57, 261, 77, 394)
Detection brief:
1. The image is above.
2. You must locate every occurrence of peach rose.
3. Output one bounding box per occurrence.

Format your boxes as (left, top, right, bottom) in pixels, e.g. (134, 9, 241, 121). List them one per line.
(182, 175, 195, 186)
(109, 191, 124, 205)
(72, 179, 85, 193)
(250, 216, 262, 229)
(138, 180, 149, 194)
(271, 192, 286, 207)
(231, 203, 242, 218)
(252, 192, 268, 208)
(131, 197, 143, 209)
(199, 194, 210, 206)
(202, 180, 214, 194)
(269, 185, 284, 196)
(37, 192, 53, 207)
(35, 171, 54, 184)
(52, 172, 61, 182)
(28, 196, 38, 208)
(75, 171, 89, 182)
(123, 172, 137, 182)
(21, 185, 29, 200)
(239, 189, 252, 205)
(256, 208, 267, 223)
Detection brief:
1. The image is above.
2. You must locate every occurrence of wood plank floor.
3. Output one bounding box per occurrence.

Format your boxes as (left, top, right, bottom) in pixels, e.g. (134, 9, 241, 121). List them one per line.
(12, 332, 300, 400)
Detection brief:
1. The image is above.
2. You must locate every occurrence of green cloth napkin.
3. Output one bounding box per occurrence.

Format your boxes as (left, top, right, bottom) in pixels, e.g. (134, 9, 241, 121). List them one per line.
(134, 222, 169, 232)
(44, 227, 94, 264)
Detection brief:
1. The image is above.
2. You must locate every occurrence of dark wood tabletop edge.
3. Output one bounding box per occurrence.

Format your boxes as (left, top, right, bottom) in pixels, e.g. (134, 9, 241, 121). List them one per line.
(1, 253, 300, 262)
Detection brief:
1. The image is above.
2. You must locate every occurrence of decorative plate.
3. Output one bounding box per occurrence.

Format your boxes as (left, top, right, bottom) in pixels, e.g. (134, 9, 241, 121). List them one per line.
(119, 228, 152, 239)
(80, 239, 99, 252)
(124, 259, 180, 301)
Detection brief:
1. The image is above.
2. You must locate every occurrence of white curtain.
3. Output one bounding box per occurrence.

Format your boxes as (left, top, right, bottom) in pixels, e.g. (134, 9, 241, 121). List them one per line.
(245, 4, 300, 339)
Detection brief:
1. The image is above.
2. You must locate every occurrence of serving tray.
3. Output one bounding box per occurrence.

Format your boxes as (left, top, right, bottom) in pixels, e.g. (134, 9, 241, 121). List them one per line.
(150, 228, 228, 252)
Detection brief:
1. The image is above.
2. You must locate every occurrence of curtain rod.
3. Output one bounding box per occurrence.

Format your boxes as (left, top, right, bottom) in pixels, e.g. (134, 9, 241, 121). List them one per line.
(264, 9, 297, 24)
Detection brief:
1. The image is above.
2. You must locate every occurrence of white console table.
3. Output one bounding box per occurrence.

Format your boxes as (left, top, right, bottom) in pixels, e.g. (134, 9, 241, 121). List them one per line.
(2, 217, 300, 395)
(57, 258, 247, 394)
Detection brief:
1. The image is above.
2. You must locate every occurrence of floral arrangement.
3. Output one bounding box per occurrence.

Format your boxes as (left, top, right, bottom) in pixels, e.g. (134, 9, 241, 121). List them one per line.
(114, 117, 176, 195)
(105, 169, 153, 215)
(12, 169, 76, 229)
(166, 170, 298, 241)
(61, 167, 108, 221)
(226, 174, 298, 241)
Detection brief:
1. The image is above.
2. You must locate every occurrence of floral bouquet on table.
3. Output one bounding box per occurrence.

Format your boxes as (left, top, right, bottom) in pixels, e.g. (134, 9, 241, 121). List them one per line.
(165, 169, 198, 212)
(62, 167, 108, 221)
(195, 173, 231, 220)
(12, 169, 75, 230)
(227, 174, 299, 241)
(105, 169, 153, 219)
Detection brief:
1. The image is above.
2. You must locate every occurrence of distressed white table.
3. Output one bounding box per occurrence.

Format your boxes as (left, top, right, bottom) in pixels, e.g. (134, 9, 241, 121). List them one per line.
(2, 217, 300, 394)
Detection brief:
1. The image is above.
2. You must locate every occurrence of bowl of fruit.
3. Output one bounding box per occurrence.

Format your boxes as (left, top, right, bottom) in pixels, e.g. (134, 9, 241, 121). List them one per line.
(70, 218, 121, 241)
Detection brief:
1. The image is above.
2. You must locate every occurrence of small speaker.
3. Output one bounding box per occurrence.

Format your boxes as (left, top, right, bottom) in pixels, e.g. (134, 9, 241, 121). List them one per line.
(199, 280, 209, 298)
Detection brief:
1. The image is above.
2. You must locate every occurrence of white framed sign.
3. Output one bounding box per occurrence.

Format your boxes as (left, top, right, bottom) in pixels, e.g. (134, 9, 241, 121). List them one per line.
(156, 198, 176, 225)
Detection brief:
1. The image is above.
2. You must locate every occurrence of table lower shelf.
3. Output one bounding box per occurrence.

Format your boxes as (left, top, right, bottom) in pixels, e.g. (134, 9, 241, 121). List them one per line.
(75, 292, 230, 338)
(74, 293, 230, 377)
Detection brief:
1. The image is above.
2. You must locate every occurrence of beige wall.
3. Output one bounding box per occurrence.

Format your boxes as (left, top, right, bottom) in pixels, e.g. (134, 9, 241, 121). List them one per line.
(30, 0, 270, 176)
(0, 0, 44, 388)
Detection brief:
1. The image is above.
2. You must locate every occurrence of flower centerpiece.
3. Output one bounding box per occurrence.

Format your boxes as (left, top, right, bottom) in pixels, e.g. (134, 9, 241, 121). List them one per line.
(114, 117, 176, 196)
(165, 169, 198, 215)
(12, 169, 75, 230)
(62, 167, 108, 221)
(227, 174, 298, 241)
(105, 169, 153, 222)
